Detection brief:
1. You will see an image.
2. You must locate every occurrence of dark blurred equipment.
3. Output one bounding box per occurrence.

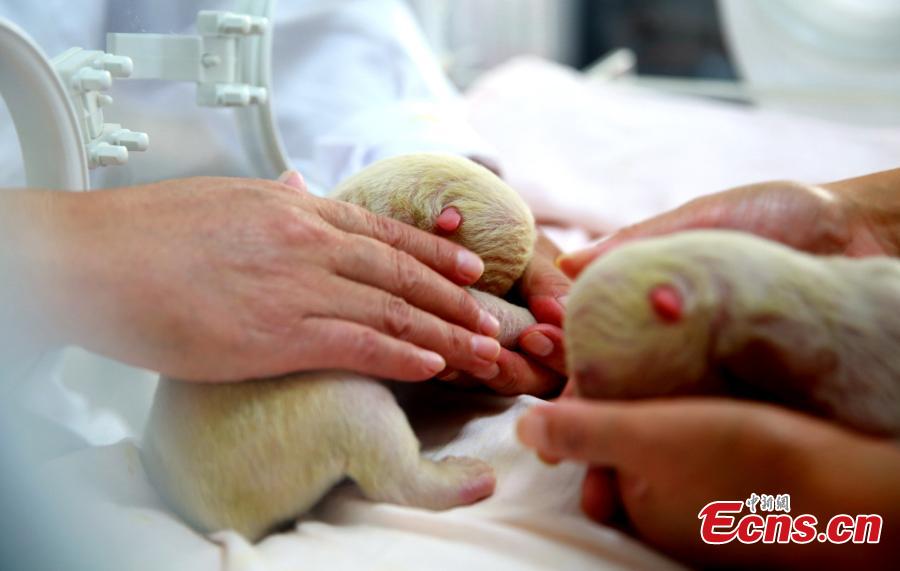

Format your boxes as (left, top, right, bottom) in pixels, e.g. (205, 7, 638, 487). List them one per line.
(577, 0, 736, 78)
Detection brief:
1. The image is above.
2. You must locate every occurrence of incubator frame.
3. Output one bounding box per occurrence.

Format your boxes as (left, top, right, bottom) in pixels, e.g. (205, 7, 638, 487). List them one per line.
(0, 0, 288, 193)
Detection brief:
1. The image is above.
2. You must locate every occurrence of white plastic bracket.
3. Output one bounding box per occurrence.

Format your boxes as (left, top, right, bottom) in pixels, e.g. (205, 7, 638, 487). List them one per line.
(107, 10, 269, 108)
(51, 47, 149, 169)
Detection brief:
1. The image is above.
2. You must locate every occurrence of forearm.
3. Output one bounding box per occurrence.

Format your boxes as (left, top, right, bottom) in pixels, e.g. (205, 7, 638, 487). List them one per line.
(760, 424, 900, 570)
(826, 167, 900, 257)
(803, 435, 900, 569)
(0, 190, 86, 346)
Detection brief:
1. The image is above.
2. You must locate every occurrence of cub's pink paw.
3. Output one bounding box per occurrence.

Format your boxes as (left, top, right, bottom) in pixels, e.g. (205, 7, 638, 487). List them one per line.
(434, 456, 496, 507)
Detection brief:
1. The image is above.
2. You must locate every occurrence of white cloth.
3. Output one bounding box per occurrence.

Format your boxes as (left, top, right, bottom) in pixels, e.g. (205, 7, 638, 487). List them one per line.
(42, 391, 683, 571)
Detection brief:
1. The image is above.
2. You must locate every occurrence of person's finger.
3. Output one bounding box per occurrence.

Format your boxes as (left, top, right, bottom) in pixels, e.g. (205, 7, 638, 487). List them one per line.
(516, 400, 638, 465)
(581, 467, 620, 524)
(556, 197, 719, 278)
(335, 233, 500, 337)
(435, 368, 461, 382)
(520, 234, 570, 326)
(319, 275, 502, 378)
(277, 169, 308, 192)
(296, 317, 446, 381)
(557, 379, 578, 399)
(313, 197, 486, 286)
(436, 368, 482, 389)
(482, 348, 564, 396)
(518, 324, 566, 374)
(521, 267, 569, 327)
(556, 237, 613, 280)
(536, 449, 563, 465)
(434, 367, 500, 387)
(519, 398, 772, 467)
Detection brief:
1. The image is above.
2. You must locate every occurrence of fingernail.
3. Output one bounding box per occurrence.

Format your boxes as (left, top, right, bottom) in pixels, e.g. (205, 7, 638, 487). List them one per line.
(557, 295, 568, 308)
(557, 254, 589, 278)
(479, 310, 501, 337)
(521, 332, 553, 357)
(437, 370, 460, 382)
(517, 409, 547, 449)
(456, 251, 484, 282)
(537, 450, 562, 466)
(556, 235, 613, 271)
(592, 234, 613, 247)
(471, 335, 501, 361)
(557, 251, 587, 268)
(473, 363, 500, 380)
(419, 350, 446, 375)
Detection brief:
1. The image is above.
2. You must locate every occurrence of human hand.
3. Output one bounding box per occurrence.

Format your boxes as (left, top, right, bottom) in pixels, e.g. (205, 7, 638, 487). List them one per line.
(450, 232, 570, 396)
(517, 397, 900, 570)
(558, 170, 900, 279)
(26, 174, 506, 382)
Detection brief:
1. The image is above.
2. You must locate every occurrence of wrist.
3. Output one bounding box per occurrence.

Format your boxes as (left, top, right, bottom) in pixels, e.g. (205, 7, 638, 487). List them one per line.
(0, 190, 74, 344)
(825, 168, 900, 257)
(50, 189, 142, 353)
(807, 433, 900, 567)
(0, 189, 111, 347)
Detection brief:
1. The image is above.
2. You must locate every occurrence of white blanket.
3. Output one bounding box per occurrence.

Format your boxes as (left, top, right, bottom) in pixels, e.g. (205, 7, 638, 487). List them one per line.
(42, 391, 681, 571)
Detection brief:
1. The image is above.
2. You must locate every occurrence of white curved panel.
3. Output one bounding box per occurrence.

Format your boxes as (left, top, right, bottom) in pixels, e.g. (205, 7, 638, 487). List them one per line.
(0, 17, 89, 191)
(233, 0, 290, 178)
(719, 0, 900, 124)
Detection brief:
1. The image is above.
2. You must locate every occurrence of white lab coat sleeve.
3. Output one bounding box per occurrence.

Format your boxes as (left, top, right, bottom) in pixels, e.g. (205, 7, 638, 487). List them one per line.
(271, 0, 496, 194)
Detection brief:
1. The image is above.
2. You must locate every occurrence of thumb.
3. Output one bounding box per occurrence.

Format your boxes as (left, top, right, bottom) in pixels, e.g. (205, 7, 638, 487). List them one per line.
(516, 400, 638, 467)
(277, 169, 308, 192)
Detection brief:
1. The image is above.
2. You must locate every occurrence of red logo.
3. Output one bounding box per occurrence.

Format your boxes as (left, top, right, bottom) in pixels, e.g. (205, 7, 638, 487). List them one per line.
(698, 495, 882, 545)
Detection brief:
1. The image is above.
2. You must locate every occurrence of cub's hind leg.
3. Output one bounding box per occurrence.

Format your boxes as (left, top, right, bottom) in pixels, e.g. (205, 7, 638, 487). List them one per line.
(339, 381, 496, 509)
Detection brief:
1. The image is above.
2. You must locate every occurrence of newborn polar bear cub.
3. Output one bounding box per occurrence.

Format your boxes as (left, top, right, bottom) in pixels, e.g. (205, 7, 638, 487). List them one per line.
(142, 154, 538, 541)
(567, 230, 900, 438)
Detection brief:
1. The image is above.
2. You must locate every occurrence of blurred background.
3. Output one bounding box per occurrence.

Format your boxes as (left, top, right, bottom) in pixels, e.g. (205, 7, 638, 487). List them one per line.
(407, 0, 735, 87)
(406, 0, 900, 125)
